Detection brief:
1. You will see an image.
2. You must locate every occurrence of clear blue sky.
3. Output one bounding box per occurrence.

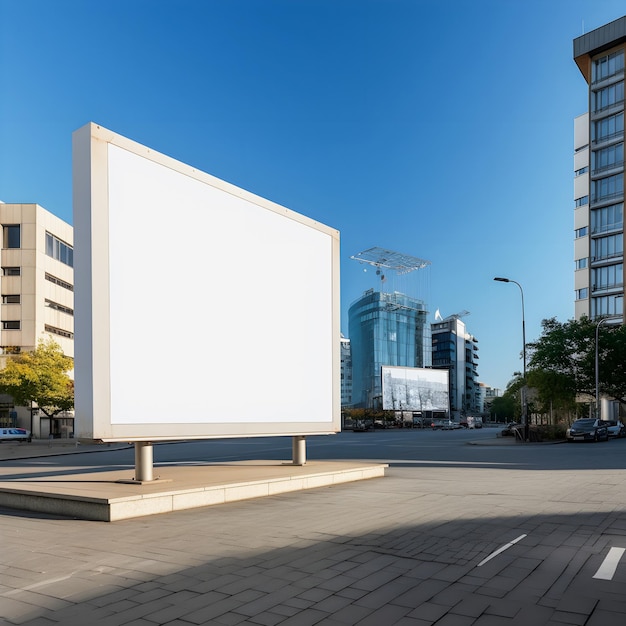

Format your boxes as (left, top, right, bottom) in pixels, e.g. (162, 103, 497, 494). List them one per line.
(1, 0, 624, 391)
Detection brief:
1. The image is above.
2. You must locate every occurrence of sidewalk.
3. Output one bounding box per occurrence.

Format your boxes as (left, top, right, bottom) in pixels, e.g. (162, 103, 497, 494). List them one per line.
(0, 437, 131, 460)
(2, 445, 626, 624)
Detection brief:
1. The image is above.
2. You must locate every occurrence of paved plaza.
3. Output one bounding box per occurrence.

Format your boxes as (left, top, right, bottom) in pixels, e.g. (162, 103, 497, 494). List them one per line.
(1, 440, 626, 625)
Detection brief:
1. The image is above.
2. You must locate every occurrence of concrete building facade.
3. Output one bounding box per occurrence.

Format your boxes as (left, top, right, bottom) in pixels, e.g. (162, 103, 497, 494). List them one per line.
(431, 316, 480, 418)
(340, 335, 352, 407)
(573, 16, 625, 322)
(0, 203, 74, 437)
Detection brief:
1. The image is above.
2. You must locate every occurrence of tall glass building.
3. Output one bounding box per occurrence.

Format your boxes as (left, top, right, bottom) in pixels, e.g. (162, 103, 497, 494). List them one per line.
(348, 289, 430, 408)
(573, 16, 625, 322)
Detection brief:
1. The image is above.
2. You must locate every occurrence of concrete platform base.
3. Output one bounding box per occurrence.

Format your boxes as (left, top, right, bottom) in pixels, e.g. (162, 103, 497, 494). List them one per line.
(0, 460, 387, 522)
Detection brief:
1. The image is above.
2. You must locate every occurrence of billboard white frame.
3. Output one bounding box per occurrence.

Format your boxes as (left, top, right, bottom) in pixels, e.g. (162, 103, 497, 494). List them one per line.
(381, 366, 449, 413)
(73, 123, 340, 442)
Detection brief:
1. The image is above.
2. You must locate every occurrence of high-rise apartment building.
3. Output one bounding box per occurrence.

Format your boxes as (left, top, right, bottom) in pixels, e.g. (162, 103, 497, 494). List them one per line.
(573, 16, 625, 321)
(431, 316, 480, 418)
(0, 203, 74, 437)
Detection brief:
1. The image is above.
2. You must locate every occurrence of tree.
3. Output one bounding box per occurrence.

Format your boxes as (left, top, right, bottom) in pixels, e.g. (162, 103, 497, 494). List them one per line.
(489, 394, 517, 422)
(0, 339, 74, 417)
(526, 316, 626, 408)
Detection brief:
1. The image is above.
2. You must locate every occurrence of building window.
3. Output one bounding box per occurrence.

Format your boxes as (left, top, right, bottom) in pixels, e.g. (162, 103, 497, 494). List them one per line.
(576, 288, 588, 300)
(575, 226, 588, 238)
(575, 258, 588, 270)
(592, 263, 623, 291)
(45, 299, 73, 316)
(2, 267, 20, 276)
(2, 321, 20, 330)
(592, 50, 625, 84)
(575, 196, 589, 207)
(45, 232, 73, 267)
(593, 112, 624, 143)
(3, 225, 20, 249)
(575, 166, 589, 176)
(1, 295, 20, 304)
(45, 272, 73, 292)
(593, 143, 624, 174)
(592, 233, 623, 261)
(44, 324, 73, 339)
(591, 202, 624, 234)
(592, 294, 623, 318)
(593, 81, 624, 113)
(592, 173, 624, 203)
(0, 346, 20, 354)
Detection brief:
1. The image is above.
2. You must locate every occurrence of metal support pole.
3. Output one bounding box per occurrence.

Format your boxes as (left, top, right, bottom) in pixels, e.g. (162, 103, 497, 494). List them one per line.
(292, 435, 306, 466)
(595, 313, 621, 419)
(494, 277, 527, 440)
(135, 442, 154, 482)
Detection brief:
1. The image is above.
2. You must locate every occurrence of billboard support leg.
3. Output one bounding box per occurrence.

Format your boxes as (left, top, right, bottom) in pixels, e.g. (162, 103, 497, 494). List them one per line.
(292, 435, 306, 466)
(135, 442, 154, 482)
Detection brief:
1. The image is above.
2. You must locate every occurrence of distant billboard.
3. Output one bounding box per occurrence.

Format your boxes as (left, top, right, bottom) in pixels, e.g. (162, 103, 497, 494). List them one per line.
(73, 123, 340, 441)
(381, 366, 449, 412)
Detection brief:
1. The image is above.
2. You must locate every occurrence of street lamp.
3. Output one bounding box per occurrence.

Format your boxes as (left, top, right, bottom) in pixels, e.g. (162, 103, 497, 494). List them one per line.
(595, 315, 621, 419)
(494, 277, 527, 439)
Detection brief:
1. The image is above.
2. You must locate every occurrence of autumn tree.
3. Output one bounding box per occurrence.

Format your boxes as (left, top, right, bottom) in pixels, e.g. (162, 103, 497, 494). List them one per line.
(0, 339, 74, 417)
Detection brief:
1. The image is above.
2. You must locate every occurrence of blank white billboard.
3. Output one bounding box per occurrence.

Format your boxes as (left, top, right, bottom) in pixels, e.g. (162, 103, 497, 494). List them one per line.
(381, 366, 449, 412)
(73, 123, 340, 441)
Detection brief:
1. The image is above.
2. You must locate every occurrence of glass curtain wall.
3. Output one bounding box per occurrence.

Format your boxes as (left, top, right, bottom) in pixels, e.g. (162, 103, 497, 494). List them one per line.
(348, 290, 429, 408)
(589, 47, 625, 320)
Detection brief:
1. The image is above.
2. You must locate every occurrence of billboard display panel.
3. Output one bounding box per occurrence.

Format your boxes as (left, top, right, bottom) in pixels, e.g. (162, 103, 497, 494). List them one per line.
(381, 366, 449, 412)
(73, 123, 340, 441)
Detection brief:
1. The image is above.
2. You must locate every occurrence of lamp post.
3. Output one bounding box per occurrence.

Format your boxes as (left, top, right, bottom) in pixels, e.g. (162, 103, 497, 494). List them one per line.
(595, 315, 620, 419)
(494, 277, 527, 440)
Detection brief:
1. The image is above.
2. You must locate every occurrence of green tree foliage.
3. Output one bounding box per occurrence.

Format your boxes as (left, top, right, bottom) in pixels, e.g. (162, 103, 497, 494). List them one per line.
(526, 316, 626, 406)
(0, 339, 74, 417)
(489, 394, 518, 422)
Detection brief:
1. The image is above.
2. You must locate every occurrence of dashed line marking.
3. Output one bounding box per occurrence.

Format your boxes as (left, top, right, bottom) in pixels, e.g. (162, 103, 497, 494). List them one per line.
(477, 534, 527, 567)
(593, 547, 625, 580)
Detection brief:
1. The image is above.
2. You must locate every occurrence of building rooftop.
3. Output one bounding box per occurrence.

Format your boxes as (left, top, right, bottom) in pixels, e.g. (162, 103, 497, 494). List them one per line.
(573, 15, 626, 82)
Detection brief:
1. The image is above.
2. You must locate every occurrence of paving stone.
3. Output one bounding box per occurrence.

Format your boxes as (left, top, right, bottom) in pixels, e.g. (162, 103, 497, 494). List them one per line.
(245, 610, 288, 626)
(586, 608, 626, 626)
(447, 595, 492, 618)
(430, 614, 476, 626)
(407, 600, 448, 622)
(554, 593, 598, 615)
(274, 608, 329, 626)
(549, 609, 589, 625)
(355, 603, 412, 626)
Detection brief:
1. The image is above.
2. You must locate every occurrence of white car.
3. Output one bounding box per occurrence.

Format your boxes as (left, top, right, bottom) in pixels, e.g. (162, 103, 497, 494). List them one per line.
(0, 427, 32, 443)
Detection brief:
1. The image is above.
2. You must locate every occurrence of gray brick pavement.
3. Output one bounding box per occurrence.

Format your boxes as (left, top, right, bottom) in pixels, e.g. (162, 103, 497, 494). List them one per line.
(2, 464, 626, 624)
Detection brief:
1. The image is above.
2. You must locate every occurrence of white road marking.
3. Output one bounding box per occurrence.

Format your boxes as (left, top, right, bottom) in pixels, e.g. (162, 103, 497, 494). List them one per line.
(477, 534, 527, 567)
(593, 547, 625, 580)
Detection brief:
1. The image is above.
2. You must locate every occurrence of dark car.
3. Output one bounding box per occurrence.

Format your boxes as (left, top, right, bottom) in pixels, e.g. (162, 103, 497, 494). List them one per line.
(601, 420, 626, 438)
(566, 418, 609, 442)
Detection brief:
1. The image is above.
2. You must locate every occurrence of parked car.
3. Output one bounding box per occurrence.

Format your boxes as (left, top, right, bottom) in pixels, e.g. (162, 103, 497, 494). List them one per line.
(601, 420, 626, 438)
(432, 420, 461, 430)
(566, 418, 609, 442)
(0, 427, 32, 443)
(501, 423, 521, 437)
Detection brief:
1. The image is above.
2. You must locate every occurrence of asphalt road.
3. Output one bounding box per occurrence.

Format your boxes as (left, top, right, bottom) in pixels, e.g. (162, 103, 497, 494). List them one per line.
(2, 426, 626, 475)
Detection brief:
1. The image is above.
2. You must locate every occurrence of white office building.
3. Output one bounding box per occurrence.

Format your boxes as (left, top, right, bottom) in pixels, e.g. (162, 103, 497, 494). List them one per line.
(0, 202, 74, 437)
